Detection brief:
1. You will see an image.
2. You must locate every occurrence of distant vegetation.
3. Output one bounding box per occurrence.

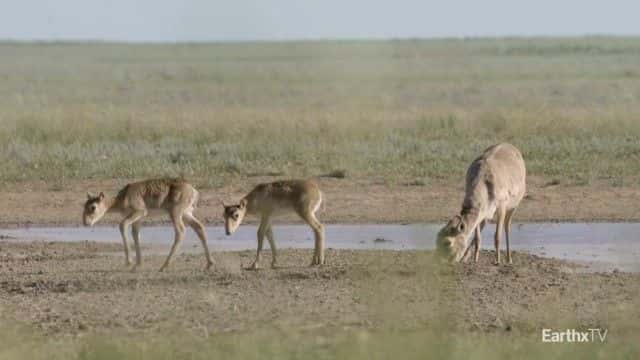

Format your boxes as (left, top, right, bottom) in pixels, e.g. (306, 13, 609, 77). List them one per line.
(1, 37, 639, 186)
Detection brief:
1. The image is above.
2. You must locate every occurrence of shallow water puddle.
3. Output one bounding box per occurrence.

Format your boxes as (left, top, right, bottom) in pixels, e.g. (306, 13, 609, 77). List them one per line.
(1, 223, 638, 272)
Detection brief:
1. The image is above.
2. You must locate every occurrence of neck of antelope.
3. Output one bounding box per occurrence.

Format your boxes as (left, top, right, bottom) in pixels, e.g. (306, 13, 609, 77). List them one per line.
(461, 177, 490, 238)
(460, 205, 484, 242)
(242, 195, 256, 214)
(105, 196, 121, 213)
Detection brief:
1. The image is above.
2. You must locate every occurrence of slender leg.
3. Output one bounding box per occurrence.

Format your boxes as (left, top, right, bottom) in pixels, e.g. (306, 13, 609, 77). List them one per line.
(131, 220, 143, 271)
(312, 212, 325, 265)
(474, 220, 486, 263)
(473, 227, 482, 263)
(119, 224, 132, 266)
(249, 215, 268, 270)
(184, 212, 213, 269)
(265, 223, 277, 268)
(494, 207, 506, 265)
(119, 210, 146, 267)
(460, 236, 474, 263)
(159, 209, 186, 272)
(505, 209, 516, 264)
(299, 209, 325, 266)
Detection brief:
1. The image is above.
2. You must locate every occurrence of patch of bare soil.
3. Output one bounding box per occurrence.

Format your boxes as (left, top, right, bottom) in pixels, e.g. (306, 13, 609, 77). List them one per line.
(0, 176, 639, 227)
(0, 241, 637, 336)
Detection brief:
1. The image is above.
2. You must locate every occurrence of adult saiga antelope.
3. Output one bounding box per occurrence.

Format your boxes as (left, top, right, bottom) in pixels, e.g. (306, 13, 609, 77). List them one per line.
(222, 179, 325, 269)
(83, 178, 213, 271)
(437, 143, 526, 265)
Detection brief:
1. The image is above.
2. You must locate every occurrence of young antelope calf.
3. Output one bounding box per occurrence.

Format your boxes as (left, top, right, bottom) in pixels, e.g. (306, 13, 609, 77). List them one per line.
(83, 178, 213, 271)
(437, 143, 526, 265)
(222, 179, 325, 269)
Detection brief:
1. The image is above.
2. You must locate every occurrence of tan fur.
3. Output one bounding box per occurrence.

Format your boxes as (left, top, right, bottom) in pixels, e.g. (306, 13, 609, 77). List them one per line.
(222, 179, 325, 269)
(83, 178, 213, 271)
(437, 143, 526, 265)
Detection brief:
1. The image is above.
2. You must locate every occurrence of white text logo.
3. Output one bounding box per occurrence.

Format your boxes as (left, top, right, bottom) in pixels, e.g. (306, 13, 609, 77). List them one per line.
(541, 328, 608, 343)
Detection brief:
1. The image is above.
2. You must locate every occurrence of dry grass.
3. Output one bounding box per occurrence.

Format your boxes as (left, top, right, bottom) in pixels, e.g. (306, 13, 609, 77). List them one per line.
(1, 38, 640, 186)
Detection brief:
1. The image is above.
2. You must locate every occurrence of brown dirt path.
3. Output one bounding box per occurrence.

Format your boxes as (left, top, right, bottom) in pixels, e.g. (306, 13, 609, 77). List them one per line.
(0, 176, 639, 227)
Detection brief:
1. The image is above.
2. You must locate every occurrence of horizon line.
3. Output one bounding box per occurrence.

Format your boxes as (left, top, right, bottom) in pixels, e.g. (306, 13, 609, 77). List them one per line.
(1, 34, 639, 45)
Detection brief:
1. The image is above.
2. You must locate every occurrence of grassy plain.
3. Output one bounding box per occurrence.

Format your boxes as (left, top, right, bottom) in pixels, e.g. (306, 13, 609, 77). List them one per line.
(1, 37, 640, 186)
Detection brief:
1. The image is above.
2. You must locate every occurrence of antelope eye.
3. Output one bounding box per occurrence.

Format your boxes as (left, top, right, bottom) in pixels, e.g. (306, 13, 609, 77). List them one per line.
(90, 204, 97, 212)
(233, 214, 239, 220)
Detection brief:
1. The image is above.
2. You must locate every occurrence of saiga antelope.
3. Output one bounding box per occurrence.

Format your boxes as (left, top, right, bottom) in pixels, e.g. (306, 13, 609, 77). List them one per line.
(437, 143, 526, 265)
(222, 179, 325, 269)
(83, 178, 213, 271)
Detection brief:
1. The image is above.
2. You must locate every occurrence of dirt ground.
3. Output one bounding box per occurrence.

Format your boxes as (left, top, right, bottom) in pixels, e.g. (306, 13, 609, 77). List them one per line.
(1, 176, 638, 340)
(0, 176, 639, 227)
(0, 241, 638, 337)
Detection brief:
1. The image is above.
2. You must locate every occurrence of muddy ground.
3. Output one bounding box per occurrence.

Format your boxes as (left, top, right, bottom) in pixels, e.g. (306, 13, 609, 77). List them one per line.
(0, 241, 638, 337)
(0, 176, 639, 227)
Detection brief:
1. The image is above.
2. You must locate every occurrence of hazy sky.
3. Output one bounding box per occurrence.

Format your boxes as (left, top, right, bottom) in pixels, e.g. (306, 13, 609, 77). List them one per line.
(1, 0, 639, 42)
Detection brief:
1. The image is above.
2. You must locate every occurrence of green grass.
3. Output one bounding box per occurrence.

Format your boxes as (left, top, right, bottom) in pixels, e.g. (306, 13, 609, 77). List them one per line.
(1, 321, 636, 360)
(1, 37, 640, 185)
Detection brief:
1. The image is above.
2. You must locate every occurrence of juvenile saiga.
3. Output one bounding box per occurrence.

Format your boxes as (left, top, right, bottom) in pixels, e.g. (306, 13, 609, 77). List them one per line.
(437, 143, 526, 265)
(83, 178, 213, 271)
(222, 179, 325, 269)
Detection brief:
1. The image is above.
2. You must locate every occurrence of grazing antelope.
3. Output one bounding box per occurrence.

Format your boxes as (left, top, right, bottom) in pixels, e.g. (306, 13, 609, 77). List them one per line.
(222, 179, 325, 269)
(437, 143, 526, 265)
(83, 178, 213, 271)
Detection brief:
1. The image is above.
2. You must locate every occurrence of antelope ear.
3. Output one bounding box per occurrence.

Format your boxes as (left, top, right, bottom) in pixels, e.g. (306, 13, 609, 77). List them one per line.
(87, 192, 95, 199)
(98, 192, 105, 200)
(239, 199, 247, 209)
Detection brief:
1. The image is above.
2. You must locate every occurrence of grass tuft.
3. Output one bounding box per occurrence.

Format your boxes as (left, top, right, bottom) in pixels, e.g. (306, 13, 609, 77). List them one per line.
(319, 169, 348, 179)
